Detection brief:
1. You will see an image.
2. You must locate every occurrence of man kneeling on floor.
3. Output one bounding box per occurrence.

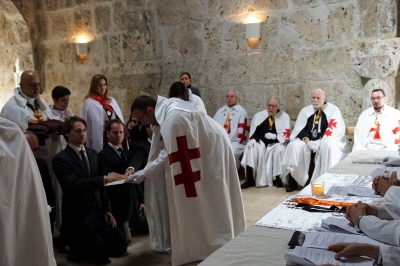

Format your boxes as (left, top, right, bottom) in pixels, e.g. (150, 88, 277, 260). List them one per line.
(53, 116, 127, 263)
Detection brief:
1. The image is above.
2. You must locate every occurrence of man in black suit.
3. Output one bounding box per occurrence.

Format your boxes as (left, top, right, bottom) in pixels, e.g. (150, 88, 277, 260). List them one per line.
(127, 114, 148, 150)
(129, 124, 152, 234)
(25, 130, 56, 234)
(52, 116, 127, 263)
(98, 119, 144, 243)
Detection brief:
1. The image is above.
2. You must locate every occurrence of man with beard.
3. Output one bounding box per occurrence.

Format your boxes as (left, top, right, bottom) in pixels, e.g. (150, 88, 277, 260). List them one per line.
(353, 89, 400, 151)
(281, 89, 348, 192)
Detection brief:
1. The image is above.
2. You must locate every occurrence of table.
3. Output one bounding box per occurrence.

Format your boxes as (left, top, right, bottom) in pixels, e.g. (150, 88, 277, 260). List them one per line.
(199, 151, 398, 266)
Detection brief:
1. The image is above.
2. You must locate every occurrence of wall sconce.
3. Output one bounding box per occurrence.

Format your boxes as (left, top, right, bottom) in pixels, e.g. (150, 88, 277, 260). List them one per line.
(76, 43, 88, 55)
(75, 34, 90, 61)
(246, 16, 261, 48)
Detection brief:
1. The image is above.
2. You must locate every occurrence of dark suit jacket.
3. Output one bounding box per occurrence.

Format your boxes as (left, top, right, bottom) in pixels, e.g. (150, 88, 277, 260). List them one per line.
(127, 123, 148, 150)
(36, 158, 56, 207)
(98, 145, 135, 222)
(131, 139, 151, 171)
(52, 145, 111, 236)
(188, 85, 201, 98)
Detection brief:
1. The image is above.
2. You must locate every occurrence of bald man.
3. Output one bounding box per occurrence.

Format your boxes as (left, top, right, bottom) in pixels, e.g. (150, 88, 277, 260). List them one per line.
(281, 89, 348, 191)
(1, 70, 53, 130)
(213, 90, 249, 169)
(25, 130, 56, 234)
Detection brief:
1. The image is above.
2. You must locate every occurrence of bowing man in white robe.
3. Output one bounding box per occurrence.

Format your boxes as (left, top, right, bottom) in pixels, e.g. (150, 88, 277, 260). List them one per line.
(281, 89, 348, 191)
(130, 93, 246, 266)
(353, 89, 400, 151)
(241, 96, 291, 189)
(213, 90, 249, 169)
(0, 115, 56, 266)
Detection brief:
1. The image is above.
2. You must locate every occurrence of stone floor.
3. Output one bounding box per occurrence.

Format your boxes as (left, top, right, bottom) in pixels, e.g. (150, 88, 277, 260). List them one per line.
(54, 183, 299, 266)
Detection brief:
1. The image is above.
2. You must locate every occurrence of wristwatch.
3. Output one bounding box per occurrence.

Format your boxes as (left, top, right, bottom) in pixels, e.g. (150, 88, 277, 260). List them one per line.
(354, 215, 363, 232)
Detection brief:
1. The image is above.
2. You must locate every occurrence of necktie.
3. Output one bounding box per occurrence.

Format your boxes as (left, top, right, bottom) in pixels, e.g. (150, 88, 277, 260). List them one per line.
(80, 150, 91, 176)
(117, 147, 128, 163)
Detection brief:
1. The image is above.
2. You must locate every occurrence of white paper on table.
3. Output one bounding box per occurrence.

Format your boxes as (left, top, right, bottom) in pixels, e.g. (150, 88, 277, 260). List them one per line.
(320, 217, 362, 235)
(303, 232, 383, 249)
(327, 186, 349, 196)
(284, 246, 374, 266)
(347, 186, 383, 198)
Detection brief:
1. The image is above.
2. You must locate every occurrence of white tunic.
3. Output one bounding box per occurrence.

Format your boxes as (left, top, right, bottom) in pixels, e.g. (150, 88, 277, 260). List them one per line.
(213, 104, 249, 168)
(145, 96, 245, 266)
(1, 87, 53, 130)
(80, 97, 124, 152)
(0, 116, 56, 266)
(241, 110, 291, 186)
(281, 103, 348, 186)
(353, 105, 400, 151)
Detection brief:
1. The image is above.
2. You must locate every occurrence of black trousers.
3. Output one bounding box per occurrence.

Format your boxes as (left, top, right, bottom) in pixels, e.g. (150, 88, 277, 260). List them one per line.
(68, 214, 127, 263)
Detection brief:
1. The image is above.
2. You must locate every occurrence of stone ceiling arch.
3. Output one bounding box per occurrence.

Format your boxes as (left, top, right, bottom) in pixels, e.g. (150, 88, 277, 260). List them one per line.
(0, 0, 34, 109)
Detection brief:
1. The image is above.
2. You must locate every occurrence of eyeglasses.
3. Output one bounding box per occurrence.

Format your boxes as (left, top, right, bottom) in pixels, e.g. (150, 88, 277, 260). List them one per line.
(137, 111, 147, 121)
(370, 97, 385, 101)
(267, 104, 278, 108)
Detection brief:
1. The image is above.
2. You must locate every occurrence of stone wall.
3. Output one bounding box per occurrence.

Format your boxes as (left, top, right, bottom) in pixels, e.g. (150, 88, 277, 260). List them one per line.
(3, 0, 399, 125)
(0, 0, 34, 109)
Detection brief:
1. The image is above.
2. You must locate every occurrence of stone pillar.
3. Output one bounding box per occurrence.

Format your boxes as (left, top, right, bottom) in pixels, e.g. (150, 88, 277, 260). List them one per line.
(350, 38, 400, 109)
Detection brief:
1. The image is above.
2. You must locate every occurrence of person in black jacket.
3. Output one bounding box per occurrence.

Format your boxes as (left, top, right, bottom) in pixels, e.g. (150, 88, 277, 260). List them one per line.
(126, 113, 148, 150)
(180, 72, 201, 98)
(52, 116, 127, 263)
(98, 119, 147, 242)
(25, 130, 56, 234)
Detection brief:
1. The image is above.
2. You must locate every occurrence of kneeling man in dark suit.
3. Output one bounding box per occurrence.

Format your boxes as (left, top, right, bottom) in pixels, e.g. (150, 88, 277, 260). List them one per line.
(52, 116, 127, 263)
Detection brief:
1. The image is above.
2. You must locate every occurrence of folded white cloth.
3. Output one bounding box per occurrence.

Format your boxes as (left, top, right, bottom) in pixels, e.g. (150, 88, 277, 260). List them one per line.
(264, 133, 277, 140)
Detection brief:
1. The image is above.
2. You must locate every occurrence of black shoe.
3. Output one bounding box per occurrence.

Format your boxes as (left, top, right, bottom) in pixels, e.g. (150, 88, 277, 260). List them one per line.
(54, 236, 66, 253)
(285, 186, 296, 192)
(273, 177, 284, 188)
(240, 179, 255, 189)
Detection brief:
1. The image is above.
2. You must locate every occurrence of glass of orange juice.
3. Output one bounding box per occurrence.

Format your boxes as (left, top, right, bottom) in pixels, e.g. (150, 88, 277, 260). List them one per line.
(311, 181, 325, 197)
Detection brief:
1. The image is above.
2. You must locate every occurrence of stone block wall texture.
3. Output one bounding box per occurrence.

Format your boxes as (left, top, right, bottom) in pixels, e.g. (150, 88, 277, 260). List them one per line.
(2, 0, 398, 126)
(0, 0, 34, 109)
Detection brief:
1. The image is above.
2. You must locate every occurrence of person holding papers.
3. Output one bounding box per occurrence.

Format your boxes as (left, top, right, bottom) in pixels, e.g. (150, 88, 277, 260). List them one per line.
(321, 242, 400, 265)
(52, 116, 127, 263)
(98, 119, 146, 243)
(346, 200, 400, 249)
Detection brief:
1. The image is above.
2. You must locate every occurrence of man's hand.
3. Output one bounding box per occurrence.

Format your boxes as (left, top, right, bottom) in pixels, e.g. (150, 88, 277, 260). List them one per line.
(131, 170, 146, 184)
(125, 169, 135, 176)
(345, 201, 366, 226)
(375, 176, 393, 196)
(139, 204, 146, 216)
(104, 212, 117, 228)
(127, 119, 138, 130)
(247, 139, 257, 148)
(382, 156, 400, 167)
(307, 140, 320, 152)
(327, 242, 379, 261)
(104, 172, 126, 184)
(264, 133, 277, 140)
(366, 142, 385, 151)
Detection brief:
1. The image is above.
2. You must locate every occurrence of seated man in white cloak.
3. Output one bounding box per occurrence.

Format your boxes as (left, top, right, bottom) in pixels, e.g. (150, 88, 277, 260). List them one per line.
(353, 89, 400, 151)
(281, 89, 348, 192)
(240, 96, 291, 189)
(213, 90, 249, 169)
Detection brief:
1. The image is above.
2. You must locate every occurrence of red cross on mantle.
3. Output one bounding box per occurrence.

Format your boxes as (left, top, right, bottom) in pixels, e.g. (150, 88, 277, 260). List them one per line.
(237, 118, 250, 143)
(168, 135, 201, 197)
(369, 124, 381, 139)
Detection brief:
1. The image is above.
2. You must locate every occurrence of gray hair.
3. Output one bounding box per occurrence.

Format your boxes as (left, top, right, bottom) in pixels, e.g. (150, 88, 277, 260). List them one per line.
(267, 96, 280, 107)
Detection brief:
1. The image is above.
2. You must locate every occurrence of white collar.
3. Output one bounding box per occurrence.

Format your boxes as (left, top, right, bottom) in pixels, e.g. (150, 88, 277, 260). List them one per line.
(368, 105, 386, 116)
(69, 143, 86, 156)
(108, 142, 122, 152)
